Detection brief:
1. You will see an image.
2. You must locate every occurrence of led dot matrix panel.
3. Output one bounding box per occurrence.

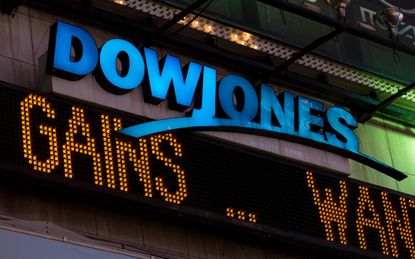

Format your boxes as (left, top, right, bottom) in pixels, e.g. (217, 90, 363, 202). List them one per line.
(2, 84, 415, 258)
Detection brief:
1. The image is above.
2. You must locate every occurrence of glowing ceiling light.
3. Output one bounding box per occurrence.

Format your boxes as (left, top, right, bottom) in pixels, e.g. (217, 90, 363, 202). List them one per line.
(230, 33, 239, 41)
(204, 24, 212, 32)
(242, 32, 251, 41)
(190, 20, 199, 28)
(250, 44, 259, 50)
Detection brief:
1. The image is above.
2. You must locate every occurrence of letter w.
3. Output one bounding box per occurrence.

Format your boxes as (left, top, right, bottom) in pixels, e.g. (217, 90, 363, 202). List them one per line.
(306, 171, 349, 245)
(143, 48, 203, 111)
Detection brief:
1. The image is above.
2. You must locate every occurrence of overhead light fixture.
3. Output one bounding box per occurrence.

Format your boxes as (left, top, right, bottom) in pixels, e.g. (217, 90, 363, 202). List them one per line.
(325, 0, 351, 21)
(190, 20, 200, 28)
(373, 7, 404, 41)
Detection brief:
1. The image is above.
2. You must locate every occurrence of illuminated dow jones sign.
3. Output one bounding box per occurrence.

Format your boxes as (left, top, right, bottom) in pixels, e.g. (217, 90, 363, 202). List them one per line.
(46, 21, 407, 180)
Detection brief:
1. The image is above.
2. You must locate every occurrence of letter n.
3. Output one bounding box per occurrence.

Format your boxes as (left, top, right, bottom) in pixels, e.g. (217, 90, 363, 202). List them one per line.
(382, 193, 415, 258)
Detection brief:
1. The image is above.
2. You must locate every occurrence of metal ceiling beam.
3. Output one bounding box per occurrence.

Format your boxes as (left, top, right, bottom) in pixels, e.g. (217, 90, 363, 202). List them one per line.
(257, 0, 415, 57)
(140, 0, 210, 47)
(359, 81, 415, 122)
(262, 28, 343, 82)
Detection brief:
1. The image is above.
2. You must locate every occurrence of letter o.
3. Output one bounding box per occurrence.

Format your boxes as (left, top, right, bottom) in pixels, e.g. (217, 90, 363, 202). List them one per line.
(218, 75, 258, 122)
(96, 39, 145, 94)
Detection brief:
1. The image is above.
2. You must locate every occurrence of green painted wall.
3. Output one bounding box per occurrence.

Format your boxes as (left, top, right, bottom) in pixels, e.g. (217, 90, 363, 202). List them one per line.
(351, 119, 415, 195)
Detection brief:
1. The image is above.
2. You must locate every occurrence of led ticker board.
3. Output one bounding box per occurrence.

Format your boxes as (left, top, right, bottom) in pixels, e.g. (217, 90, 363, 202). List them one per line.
(2, 84, 415, 258)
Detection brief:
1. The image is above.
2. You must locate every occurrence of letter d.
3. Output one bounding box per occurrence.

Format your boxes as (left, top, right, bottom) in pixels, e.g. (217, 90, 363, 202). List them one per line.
(47, 21, 98, 80)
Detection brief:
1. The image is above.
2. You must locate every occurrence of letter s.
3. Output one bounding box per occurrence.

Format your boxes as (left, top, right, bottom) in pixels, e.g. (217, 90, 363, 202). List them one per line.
(325, 107, 359, 152)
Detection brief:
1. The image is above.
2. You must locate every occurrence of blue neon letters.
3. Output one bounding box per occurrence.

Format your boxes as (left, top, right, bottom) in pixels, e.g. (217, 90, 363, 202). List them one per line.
(47, 21, 358, 151)
(218, 75, 259, 123)
(47, 21, 407, 180)
(143, 48, 203, 110)
(97, 39, 145, 93)
(48, 21, 98, 79)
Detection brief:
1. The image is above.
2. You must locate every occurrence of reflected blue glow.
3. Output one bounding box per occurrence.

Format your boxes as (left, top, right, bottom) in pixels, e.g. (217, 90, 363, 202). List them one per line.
(120, 117, 276, 138)
(144, 48, 202, 107)
(98, 39, 145, 90)
(52, 21, 98, 77)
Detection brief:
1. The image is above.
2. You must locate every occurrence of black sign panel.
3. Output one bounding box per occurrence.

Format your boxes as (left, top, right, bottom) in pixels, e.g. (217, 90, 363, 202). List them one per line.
(0, 84, 415, 258)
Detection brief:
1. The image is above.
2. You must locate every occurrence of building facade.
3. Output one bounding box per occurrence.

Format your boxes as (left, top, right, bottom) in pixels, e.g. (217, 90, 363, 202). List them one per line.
(1, 0, 415, 258)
